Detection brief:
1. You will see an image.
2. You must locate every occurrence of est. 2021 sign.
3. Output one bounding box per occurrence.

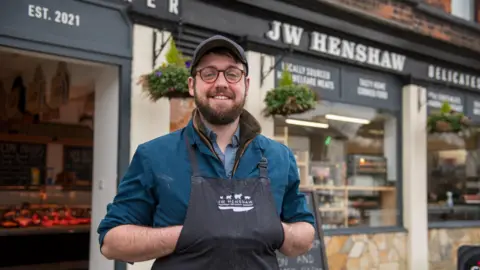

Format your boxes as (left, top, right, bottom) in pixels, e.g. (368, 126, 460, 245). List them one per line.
(0, 0, 131, 59)
(27, 4, 81, 27)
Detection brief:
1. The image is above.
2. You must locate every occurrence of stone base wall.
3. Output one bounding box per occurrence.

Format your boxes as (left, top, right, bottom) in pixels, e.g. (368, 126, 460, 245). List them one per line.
(325, 233, 407, 270)
(428, 228, 480, 270)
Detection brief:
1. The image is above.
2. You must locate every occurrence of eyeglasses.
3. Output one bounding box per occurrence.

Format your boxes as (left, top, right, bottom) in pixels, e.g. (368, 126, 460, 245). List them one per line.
(195, 66, 245, 83)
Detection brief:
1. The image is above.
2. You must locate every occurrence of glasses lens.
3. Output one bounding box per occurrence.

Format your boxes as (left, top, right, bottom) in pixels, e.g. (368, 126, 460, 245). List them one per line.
(225, 67, 243, 83)
(199, 67, 218, 82)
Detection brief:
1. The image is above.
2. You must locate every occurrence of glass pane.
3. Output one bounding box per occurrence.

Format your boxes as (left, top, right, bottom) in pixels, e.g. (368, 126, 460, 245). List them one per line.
(274, 100, 398, 229)
(451, 0, 474, 21)
(427, 130, 480, 222)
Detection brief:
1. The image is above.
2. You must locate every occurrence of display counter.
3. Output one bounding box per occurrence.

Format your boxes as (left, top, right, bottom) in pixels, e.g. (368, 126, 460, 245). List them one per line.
(0, 189, 92, 268)
(428, 204, 480, 222)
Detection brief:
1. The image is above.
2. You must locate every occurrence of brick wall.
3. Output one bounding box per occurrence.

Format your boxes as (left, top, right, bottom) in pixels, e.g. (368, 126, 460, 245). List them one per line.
(322, 0, 480, 52)
(477, 0, 480, 22)
(424, 0, 451, 13)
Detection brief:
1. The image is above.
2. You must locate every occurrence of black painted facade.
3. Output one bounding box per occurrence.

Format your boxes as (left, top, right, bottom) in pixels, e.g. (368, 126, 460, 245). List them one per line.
(123, 0, 480, 117)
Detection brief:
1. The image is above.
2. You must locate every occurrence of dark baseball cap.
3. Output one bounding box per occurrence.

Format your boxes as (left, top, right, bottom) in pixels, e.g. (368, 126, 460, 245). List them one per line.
(190, 35, 248, 76)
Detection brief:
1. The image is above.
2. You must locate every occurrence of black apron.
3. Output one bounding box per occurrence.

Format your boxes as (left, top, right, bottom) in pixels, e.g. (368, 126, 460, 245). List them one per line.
(151, 138, 284, 270)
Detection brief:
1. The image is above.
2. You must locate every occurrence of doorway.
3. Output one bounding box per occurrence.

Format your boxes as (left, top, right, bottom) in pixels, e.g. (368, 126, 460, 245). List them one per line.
(0, 47, 119, 270)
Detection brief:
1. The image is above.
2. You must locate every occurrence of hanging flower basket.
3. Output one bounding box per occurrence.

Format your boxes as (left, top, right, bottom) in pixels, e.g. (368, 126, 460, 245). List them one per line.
(138, 38, 191, 100)
(263, 69, 317, 117)
(427, 101, 471, 135)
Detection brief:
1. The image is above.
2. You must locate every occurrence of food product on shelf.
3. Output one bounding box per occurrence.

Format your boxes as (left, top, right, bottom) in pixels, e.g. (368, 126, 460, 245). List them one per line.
(0, 202, 91, 229)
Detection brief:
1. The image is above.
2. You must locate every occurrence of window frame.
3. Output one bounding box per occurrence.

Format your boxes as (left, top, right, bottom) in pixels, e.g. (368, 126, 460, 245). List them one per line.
(451, 0, 476, 21)
(425, 86, 480, 229)
(427, 137, 480, 228)
(281, 98, 405, 235)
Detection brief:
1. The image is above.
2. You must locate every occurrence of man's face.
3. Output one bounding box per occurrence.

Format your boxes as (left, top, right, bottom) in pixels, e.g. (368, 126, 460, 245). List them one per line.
(188, 52, 249, 125)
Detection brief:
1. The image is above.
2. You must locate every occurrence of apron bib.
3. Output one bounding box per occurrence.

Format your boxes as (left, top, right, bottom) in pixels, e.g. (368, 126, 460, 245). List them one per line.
(151, 136, 284, 270)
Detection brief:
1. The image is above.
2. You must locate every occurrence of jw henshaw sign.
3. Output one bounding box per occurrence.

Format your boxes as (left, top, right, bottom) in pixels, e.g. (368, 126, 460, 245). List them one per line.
(265, 20, 407, 73)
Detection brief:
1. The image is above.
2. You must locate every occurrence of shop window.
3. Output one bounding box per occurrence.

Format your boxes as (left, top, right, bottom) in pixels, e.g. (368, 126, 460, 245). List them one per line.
(0, 48, 97, 268)
(451, 0, 475, 21)
(427, 130, 480, 223)
(274, 100, 399, 230)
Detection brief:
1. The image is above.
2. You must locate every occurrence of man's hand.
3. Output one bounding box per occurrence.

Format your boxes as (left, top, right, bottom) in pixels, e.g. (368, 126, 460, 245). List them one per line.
(101, 225, 183, 262)
(279, 222, 315, 257)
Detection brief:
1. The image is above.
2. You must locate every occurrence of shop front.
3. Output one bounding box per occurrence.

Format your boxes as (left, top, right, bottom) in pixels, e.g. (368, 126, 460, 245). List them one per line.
(0, 0, 131, 269)
(122, 0, 480, 270)
(423, 78, 480, 269)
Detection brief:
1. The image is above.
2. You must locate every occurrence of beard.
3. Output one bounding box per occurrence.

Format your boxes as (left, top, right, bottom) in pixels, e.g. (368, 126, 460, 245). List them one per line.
(194, 87, 246, 125)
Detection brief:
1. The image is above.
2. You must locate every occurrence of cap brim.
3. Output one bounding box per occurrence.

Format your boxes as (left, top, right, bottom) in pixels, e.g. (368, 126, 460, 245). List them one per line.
(192, 39, 247, 74)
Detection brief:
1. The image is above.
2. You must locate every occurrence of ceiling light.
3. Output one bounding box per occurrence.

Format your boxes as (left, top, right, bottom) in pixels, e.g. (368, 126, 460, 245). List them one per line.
(325, 114, 370, 124)
(285, 119, 329, 129)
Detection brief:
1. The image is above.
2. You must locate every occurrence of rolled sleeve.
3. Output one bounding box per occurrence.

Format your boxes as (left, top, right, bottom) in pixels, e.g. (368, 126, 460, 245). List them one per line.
(97, 144, 157, 248)
(280, 149, 316, 227)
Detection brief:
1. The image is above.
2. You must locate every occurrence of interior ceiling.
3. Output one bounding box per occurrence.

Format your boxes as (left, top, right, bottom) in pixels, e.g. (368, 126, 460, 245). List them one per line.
(0, 48, 98, 99)
(274, 102, 391, 140)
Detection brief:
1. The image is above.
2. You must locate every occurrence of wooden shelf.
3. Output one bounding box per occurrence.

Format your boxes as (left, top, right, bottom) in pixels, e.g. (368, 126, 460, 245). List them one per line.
(0, 134, 93, 147)
(318, 207, 344, 212)
(302, 184, 397, 228)
(301, 184, 395, 191)
(307, 185, 395, 191)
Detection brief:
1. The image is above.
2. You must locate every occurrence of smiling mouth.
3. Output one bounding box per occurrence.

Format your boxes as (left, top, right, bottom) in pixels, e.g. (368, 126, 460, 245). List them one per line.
(210, 95, 231, 100)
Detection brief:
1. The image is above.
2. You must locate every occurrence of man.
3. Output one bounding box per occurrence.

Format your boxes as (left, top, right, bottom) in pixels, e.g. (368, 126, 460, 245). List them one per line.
(98, 35, 316, 269)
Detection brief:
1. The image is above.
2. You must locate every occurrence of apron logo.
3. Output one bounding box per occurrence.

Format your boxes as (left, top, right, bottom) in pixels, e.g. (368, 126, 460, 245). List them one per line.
(218, 194, 254, 212)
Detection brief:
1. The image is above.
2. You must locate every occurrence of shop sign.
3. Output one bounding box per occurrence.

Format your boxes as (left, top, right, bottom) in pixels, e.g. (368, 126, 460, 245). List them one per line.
(275, 57, 341, 100)
(426, 88, 465, 114)
(341, 68, 401, 110)
(465, 94, 480, 122)
(124, 0, 180, 16)
(0, 0, 131, 58)
(427, 64, 480, 91)
(265, 20, 407, 73)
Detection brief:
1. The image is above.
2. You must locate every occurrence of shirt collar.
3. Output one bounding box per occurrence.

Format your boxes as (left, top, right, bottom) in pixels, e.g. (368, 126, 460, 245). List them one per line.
(205, 125, 240, 147)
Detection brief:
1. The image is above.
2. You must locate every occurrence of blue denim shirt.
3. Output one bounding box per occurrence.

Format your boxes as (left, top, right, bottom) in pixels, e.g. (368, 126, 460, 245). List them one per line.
(97, 113, 316, 250)
(205, 127, 240, 178)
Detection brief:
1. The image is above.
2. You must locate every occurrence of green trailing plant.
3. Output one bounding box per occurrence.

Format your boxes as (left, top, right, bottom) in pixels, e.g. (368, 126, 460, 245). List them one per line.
(263, 69, 317, 117)
(139, 38, 191, 100)
(427, 101, 471, 134)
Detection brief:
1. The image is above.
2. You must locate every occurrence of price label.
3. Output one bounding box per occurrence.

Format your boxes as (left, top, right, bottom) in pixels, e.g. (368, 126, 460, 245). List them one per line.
(28, 4, 80, 27)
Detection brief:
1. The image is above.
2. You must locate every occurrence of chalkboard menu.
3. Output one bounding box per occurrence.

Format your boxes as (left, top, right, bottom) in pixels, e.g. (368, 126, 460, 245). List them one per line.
(63, 146, 93, 182)
(0, 141, 46, 186)
(457, 245, 480, 270)
(276, 191, 329, 270)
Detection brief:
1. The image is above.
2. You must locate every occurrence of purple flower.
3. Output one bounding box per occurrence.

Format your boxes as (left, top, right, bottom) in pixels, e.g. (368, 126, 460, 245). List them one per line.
(156, 71, 162, 77)
(185, 61, 191, 69)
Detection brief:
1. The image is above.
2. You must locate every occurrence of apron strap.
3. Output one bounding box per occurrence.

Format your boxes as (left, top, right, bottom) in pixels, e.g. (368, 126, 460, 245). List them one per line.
(258, 156, 268, 179)
(185, 135, 201, 177)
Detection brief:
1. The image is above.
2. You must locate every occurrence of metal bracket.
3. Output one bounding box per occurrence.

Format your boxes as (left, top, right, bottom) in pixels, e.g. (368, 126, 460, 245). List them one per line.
(152, 30, 171, 69)
(260, 46, 293, 87)
(152, 19, 183, 68)
(418, 85, 427, 112)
